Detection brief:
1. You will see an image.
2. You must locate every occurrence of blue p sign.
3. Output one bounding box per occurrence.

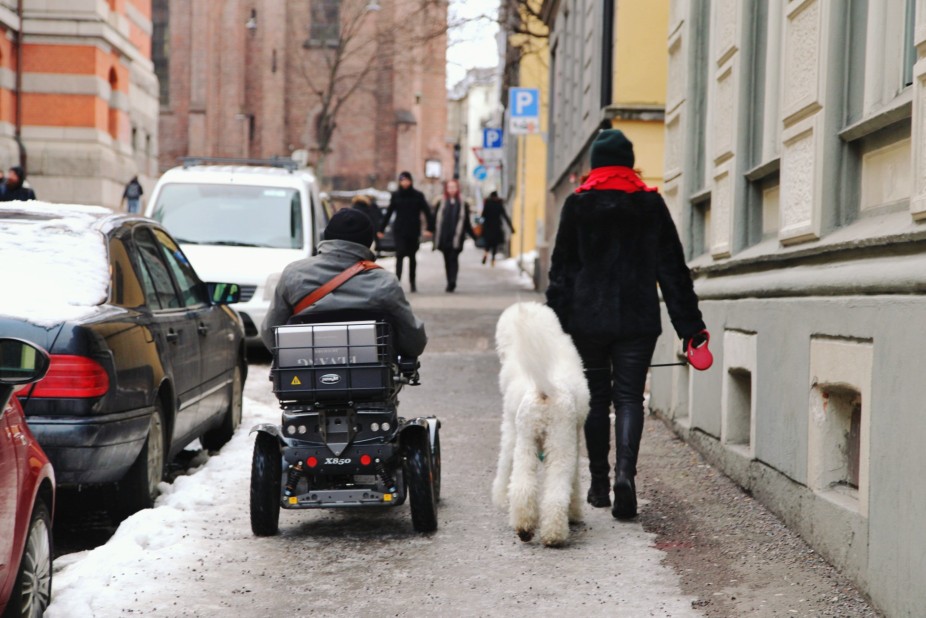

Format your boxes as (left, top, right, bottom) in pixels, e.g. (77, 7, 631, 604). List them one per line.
(483, 128, 503, 149)
(509, 88, 539, 117)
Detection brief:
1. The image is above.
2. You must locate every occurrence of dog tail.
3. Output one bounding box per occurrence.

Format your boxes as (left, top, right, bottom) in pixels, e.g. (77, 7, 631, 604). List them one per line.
(509, 302, 564, 398)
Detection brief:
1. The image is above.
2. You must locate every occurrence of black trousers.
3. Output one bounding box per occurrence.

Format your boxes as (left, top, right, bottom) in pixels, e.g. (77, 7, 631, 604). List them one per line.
(394, 237, 419, 288)
(441, 249, 461, 289)
(573, 334, 658, 480)
(485, 242, 502, 259)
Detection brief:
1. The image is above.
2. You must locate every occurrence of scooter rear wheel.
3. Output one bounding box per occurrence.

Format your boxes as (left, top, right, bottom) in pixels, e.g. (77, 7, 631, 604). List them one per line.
(407, 432, 438, 533)
(250, 432, 282, 536)
(432, 430, 442, 503)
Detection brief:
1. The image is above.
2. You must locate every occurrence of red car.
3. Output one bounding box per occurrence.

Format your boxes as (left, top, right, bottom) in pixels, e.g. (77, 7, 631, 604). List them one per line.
(1, 338, 54, 617)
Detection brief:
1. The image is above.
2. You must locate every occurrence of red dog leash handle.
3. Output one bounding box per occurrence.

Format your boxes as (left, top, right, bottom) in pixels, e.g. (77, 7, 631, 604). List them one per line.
(686, 329, 713, 371)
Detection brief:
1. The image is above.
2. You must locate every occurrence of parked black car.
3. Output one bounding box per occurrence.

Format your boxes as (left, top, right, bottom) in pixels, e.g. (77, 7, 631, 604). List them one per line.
(0, 203, 247, 517)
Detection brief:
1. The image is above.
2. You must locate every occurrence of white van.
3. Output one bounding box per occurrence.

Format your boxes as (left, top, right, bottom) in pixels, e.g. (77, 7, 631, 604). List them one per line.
(147, 158, 327, 347)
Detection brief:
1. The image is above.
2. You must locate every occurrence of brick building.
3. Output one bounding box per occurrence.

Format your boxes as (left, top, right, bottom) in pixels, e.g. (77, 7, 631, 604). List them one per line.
(0, 0, 159, 209)
(155, 0, 452, 199)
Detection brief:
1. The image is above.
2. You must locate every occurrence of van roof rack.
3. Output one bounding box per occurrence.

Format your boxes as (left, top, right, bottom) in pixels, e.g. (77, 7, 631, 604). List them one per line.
(179, 156, 299, 172)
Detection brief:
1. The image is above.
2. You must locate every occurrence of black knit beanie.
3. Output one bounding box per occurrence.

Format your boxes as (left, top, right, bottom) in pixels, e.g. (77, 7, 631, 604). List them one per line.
(323, 208, 374, 247)
(590, 129, 635, 169)
(398, 171, 413, 183)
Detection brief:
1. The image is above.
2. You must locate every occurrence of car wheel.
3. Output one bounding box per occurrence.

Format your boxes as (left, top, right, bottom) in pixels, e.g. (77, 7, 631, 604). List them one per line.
(250, 432, 281, 536)
(200, 364, 244, 451)
(6, 500, 53, 618)
(406, 431, 438, 533)
(116, 402, 166, 520)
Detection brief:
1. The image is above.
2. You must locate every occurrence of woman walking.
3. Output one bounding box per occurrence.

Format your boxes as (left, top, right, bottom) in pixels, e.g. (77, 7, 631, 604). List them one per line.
(379, 171, 433, 292)
(545, 129, 709, 520)
(434, 179, 477, 292)
(480, 191, 514, 266)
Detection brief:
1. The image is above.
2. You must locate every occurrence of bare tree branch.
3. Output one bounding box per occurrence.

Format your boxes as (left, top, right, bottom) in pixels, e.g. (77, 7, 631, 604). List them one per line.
(295, 0, 451, 186)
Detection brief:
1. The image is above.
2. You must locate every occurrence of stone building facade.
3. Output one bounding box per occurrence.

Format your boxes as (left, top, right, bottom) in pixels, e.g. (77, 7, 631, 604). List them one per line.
(155, 0, 451, 199)
(651, 1, 926, 615)
(0, 0, 159, 209)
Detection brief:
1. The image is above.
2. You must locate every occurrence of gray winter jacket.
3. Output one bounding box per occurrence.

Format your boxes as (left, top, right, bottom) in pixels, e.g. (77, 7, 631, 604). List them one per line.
(261, 239, 427, 357)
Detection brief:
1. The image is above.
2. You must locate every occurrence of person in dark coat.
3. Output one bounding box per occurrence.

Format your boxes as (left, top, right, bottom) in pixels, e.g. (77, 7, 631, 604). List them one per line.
(479, 191, 514, 266)
(351, 195, 383, 244)
(378, 171, 433, 292)
(546, 129, 709, 520)
(1, 166, 36, 202)
(122, 176, 144, 214)
(433, 178, 477, 292)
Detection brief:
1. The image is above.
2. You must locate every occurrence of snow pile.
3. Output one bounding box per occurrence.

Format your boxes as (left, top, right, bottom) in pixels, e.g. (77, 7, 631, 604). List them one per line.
(46, 396, 279, 617)
(498, 250, 538, 291)
(0, 202, 111, 326)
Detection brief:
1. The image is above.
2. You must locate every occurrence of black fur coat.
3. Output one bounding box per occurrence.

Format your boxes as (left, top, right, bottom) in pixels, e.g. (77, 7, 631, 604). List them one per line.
(545, 189, 705, 341)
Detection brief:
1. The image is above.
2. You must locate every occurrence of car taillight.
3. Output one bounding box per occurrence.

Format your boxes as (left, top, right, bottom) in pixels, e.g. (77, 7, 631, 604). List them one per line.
(25, 355, 110, 398)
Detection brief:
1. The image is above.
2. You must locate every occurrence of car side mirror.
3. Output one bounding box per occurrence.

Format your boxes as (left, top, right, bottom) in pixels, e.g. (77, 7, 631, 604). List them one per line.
(0, 337, 50, 392)
(208, 282, 241, 305)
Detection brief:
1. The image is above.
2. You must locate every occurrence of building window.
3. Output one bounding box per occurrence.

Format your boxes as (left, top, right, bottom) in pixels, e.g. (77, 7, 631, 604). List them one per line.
(743, 0, 780, 246)
(689, 0, 711, 195)
(839, 0, 913, 222)
(692, 194, 712, 256)
(108, 68, 120, 140)
(308, 0, 340, 48)
(600, 0, 614, 110)
(902, 0, 916, 87)
(152, 0, 169, 106)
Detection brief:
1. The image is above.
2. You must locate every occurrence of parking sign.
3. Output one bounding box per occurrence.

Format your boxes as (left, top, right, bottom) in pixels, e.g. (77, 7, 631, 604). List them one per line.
(509, 87, 540, 135)
(483, 128, 504, 150)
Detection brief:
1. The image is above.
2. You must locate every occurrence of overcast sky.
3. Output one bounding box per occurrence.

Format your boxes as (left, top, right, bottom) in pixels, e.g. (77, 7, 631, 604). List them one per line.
(446, 0, 500, 88)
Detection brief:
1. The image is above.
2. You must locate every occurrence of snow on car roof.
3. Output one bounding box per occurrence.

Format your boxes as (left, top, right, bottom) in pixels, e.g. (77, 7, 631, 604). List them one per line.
(0, 202, 112, 326)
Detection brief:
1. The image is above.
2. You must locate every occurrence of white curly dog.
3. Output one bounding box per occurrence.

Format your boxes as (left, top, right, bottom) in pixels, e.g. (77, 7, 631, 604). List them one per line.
(491, 302, 590, 546)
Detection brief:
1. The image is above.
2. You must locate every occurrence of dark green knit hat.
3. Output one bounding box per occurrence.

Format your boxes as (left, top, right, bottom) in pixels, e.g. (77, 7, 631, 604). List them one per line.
(590, 129, 635, 169)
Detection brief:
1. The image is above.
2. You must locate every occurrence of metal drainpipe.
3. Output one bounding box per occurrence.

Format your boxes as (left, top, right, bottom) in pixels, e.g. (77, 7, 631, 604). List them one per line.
(14, 0, 26, 172)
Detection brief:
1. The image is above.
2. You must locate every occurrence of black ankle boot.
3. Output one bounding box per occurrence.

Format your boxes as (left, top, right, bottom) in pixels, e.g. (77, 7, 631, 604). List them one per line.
(586, 475, 611, 508)
(611, 473, 637, 519)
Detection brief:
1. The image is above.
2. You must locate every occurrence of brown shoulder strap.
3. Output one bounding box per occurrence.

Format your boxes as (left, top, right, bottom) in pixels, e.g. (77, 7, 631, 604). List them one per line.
(292, 260, 381, 316)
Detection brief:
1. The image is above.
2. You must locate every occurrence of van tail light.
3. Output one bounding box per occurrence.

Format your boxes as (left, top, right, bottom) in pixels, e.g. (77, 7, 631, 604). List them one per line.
(22, 355, 110, 399)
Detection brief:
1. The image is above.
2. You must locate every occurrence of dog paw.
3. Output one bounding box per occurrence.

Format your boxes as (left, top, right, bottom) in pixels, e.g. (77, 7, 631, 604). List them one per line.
(516, 528, 534, 542)
(540, 531, 568, 547)
(568, 507, 584, 524)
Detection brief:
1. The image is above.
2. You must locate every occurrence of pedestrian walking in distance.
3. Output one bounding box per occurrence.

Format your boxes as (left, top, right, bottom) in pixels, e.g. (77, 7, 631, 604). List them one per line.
(480, 190, 514, 266)
(351, 194, 382, 229)
(351, 194, 384, 250)
(1, 166, 36, 202)
(379, 171, 433, 293)
(545, 129, 709, 520)
(433, 178, 477, 293)
(122, 176, 144, 214)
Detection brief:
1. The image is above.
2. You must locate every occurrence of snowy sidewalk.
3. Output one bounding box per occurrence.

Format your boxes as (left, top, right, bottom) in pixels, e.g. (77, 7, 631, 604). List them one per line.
(47, 245, 702, 617)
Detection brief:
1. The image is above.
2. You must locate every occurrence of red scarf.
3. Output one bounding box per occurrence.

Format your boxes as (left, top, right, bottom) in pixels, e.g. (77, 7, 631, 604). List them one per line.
(575, 165, 658, 194)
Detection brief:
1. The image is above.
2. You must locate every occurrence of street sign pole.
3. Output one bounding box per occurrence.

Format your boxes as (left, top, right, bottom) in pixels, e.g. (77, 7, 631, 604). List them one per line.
(507, 87, 540, 277)
(518, 133, 527, 276)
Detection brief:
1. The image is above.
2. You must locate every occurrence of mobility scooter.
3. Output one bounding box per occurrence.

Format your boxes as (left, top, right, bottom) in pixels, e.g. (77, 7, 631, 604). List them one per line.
(249, 310, 440, 535)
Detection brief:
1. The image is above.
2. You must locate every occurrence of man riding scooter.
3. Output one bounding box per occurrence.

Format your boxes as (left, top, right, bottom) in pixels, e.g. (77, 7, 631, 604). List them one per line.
(261, 207, 427, 358)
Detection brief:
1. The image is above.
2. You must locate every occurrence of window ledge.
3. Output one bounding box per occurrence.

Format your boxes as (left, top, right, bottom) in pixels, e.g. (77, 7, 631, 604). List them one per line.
(601, 104, 665, 123)
(744, 157, 780, 182)
(690, 187, 711, 204)
(839, 89, 913, 142)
